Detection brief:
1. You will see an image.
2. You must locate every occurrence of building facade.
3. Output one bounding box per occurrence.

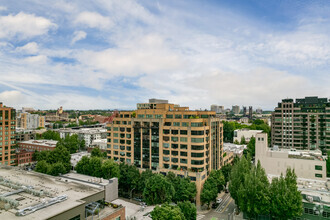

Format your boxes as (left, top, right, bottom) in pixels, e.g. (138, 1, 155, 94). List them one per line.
(256, 133, 326, 181)
(16, 149, 34, 165)
(107, 100, 224, 206)
(0, 102, 16, 166)
(18, 139, 57, 152)
(271, 97, 330, 153)
(232, 105, 240, 114)
(210, 104, 224, 114)
(233, 128, 263, 143)
(16, 112, 45, 129)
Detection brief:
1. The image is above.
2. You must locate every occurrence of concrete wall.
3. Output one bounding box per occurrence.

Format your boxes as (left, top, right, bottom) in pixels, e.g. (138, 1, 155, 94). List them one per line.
(256, 133, 326, 181)
(105, 178, 118, 202)
(234, 129, 262, 143)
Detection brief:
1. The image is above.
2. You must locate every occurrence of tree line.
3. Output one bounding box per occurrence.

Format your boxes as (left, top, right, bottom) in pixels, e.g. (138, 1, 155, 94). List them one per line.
(229, 156, 303, 219)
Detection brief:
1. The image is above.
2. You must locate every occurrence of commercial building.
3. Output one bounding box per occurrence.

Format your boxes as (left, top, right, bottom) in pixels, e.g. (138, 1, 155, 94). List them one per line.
(18, 139, 58, 152)
(248, 106, 253, 119)
(45, 106, 69, 121)
(58, 127, 107, 148)
(0, 166, 124, 220)
(16, 111, 45, 129)
(233, 128, 263, 143)
(271, 96, 330, 152)
(232, 105, 240, 115)
(0, 102, 16, 166)
(107, 100, 223, 206)
(16, 149, 34, 166)
(256, 133, 327, 181)
(15, 128, 36, 142)
(210, 105, 224, 114)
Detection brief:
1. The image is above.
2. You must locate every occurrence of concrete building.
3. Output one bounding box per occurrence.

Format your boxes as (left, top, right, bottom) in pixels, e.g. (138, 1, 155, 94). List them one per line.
(256, 133, 326, 181)
(18, 139, 58, 152)
(71, 151, 91, 169)
(256, 108, 263, 114)
(45, 106, 69, 122)
(210, 105, 224, 114)
(271, 96, 330, 152)
(15, 128, 36, 142)
(58, 127, 107, 148)
(107, 100, 223, 206)
(0, 166, 124, 220)
(233, 128, 263, 143)
(16, 112, 45, 129)
(232, 105, 240, 115)
(248, 106, 253, 119)
(0, 102, 16, 166)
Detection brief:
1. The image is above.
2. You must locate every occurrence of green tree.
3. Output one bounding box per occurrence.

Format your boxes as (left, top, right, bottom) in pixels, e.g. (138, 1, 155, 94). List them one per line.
(237, 161, 271, 218)
(48, 162, 66, 176)
(118, 163, 141, 198)
(240, 136, 246, 145)
(209, 170, 226, 193)
(91, 148, 105, 158)
(75, 156, 90, 175)
(246, 137, 256, 157)
(40, 130, 61, 141)
(177, 201, 197, 220)
(35, 160, 50, 174)
(173, 177, 197, 203)
(101, 159, 120, 179)
(47, 144, 71, 171)
(138, 169, 155, 195)
(59, 134, 80, 154)
(229, 155, 251, 208)
(88, 157, 103, 177)
(221, 164, 232, 183)
(200, 176, 218, 208)
(150, 204, 185, 220)
(143, 174, 175, 205)
(270, 168, 303, 219)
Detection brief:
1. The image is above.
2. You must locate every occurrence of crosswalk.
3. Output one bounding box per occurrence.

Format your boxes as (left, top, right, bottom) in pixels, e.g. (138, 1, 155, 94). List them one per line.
(196, 214, 205, 220)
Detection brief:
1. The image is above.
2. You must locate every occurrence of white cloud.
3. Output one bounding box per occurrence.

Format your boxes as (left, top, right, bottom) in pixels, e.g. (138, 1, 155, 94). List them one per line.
(74, 11, 113, 30)
(16, 42, 39, 54)
(24, 55, 48, 64)
(71, 30, 87, 45)
(0, 12, 57, 39)
(0, 90, 25, 107)
(0, 6, 7, 11)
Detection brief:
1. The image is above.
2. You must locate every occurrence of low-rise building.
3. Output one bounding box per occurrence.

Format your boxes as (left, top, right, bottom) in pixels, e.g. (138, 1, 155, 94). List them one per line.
(18, 139, 58, 152)
(233, 128, 263, 143)
(15, 128, 36, 142)
(16, 149, 34, 166)
(58, 128, 107, 148)
(70, 151, 91, 169)
(256, 133, 327, 181)
(0, 166, 124, 220)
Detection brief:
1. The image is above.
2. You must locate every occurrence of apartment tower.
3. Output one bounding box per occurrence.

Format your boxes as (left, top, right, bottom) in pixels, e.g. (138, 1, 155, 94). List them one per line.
(271, 97, 330, 153)
(0, 102, 16, 165)
(106, 99, 223, 205)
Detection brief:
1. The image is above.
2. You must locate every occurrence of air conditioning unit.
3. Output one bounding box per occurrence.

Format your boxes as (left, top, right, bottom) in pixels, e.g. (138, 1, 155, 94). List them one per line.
(307, 195, 313, 202)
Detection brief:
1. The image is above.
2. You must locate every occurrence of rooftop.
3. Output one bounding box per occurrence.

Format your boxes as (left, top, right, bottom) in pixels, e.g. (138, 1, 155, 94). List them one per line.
(19, 139, 58, 147)
(270, 147, 325, 161)
(0, 166, 104, 220)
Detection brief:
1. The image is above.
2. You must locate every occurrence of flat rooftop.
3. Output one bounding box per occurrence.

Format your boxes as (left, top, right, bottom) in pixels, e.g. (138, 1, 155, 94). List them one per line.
(19, 139, 58, 147)
(0, 166, 104, 220)
(269, 148, 325, 161)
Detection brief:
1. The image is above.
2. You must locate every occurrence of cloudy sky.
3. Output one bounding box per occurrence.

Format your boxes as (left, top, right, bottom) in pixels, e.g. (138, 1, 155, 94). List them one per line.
(0, 0, 329, 110)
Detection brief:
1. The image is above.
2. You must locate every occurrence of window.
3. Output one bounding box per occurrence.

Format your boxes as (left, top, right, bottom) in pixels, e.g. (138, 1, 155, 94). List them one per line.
(180, 152, 187, 157)
(171, 137, 178, 142)
(113, 127, 119, 131)
(181, 122, 189, 127)
(146, 114, 153, 118)
(192, 145, 204, 150)
(171, 130, 179, 135)
(175, 114, 182, 119)
(191, 152, 204, 157)
(180, 158, 187, 164)
(113, 139, 119, 143)
(114, 133, 119, 137)
(138, 114, 145, 118)
(180, 144, 187, 149)
(173, 122, 180, 126)
(191, 138, 204, 143)
(166, 114, 173, 119)
(180, 130, 187, 135)
(164, 122, 171, 126)
(191, 130, 204, 135)
(315, 173, 322, 178)
(163, 150, 170, 155)
(155, 114, 162, 119)
(315, 165, 322, 171)
(180, 137, 187, 142)
(163, 143, 170, 148)
(191, 122, 203, 127)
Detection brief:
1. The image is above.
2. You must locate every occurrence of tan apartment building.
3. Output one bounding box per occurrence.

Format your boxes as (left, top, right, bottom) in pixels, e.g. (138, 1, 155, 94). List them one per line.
(106, 99, 223, 206)
(16, 112, 45, 129)
(271, 96, 330, 153)
(0, 102, 16, 166)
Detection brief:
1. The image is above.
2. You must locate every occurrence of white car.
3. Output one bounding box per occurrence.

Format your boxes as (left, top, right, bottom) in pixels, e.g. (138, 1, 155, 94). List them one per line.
(216, 198, 223, 204)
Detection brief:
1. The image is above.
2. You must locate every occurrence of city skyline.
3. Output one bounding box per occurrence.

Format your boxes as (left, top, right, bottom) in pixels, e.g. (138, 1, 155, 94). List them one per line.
(0, 0, 329, 110)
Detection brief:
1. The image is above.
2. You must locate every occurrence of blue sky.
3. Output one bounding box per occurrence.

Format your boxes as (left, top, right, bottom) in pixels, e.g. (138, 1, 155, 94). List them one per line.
(0, 0, 329, 110)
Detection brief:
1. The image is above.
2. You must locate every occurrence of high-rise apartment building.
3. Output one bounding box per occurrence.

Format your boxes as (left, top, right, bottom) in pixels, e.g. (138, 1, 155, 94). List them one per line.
(0, 102, 16, 165)
(107, 100, 223, 205)
(248, 106, 253, 119)
(232, 105, 240, 114)
(210, 104, 224, 114)
(16, 112, 45, 129)
(271, 97, 330, 153)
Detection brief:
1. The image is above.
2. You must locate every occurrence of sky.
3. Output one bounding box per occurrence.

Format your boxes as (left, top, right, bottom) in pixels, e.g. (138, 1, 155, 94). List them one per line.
(0, 0, 329, 110)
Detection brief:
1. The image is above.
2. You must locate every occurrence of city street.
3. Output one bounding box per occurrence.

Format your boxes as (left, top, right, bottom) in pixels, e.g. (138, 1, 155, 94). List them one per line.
(198, 193, 242, 220)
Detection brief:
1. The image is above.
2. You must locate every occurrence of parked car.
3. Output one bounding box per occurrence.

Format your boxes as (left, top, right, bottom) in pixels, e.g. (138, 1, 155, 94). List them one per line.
(216, 198, 223, 204)
(212, 203, 218, 209)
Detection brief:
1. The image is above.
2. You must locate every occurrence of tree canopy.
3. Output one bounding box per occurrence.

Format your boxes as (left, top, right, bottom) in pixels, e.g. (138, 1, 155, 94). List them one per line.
(150, 204, 185, 220)
(143, 174, 175, 205)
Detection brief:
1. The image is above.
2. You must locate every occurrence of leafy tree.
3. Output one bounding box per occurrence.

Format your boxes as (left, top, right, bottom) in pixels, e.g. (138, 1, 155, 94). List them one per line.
(246, 137, 256, 157)
(59, 134, 81, 154)
(173, 177, 197, 203)
(233, 140, 240, 144)
(177, 201, 196, 220)
(209, 170, 226, 192)
(39, 130, 61, 141)
(143, 174, 175, 205)
(237, 161, 270, 218)
(229, 155, 251, 208)
(34, 150, 49, 161)
(270, 168, 302, 219)
(47, 143, 71, 172)
(88, 157, 103, 177)
(221, 164, 232, 183)
(200, 176, 218, 208)
(101, 159, 120, 179)
(91, 148, 105, 158)
(49, 162, 66, 176)
(240, 136, 246, 145)
(75, 156, 90, 174)
(150, 203, 185, 220)
(138, 169, 155, 195)
(119, 163, 141, 197)
(35, 160, 50, 174)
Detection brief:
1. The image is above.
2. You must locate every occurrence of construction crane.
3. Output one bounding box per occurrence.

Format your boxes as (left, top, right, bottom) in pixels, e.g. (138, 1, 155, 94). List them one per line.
(103, 110, 119, 124)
